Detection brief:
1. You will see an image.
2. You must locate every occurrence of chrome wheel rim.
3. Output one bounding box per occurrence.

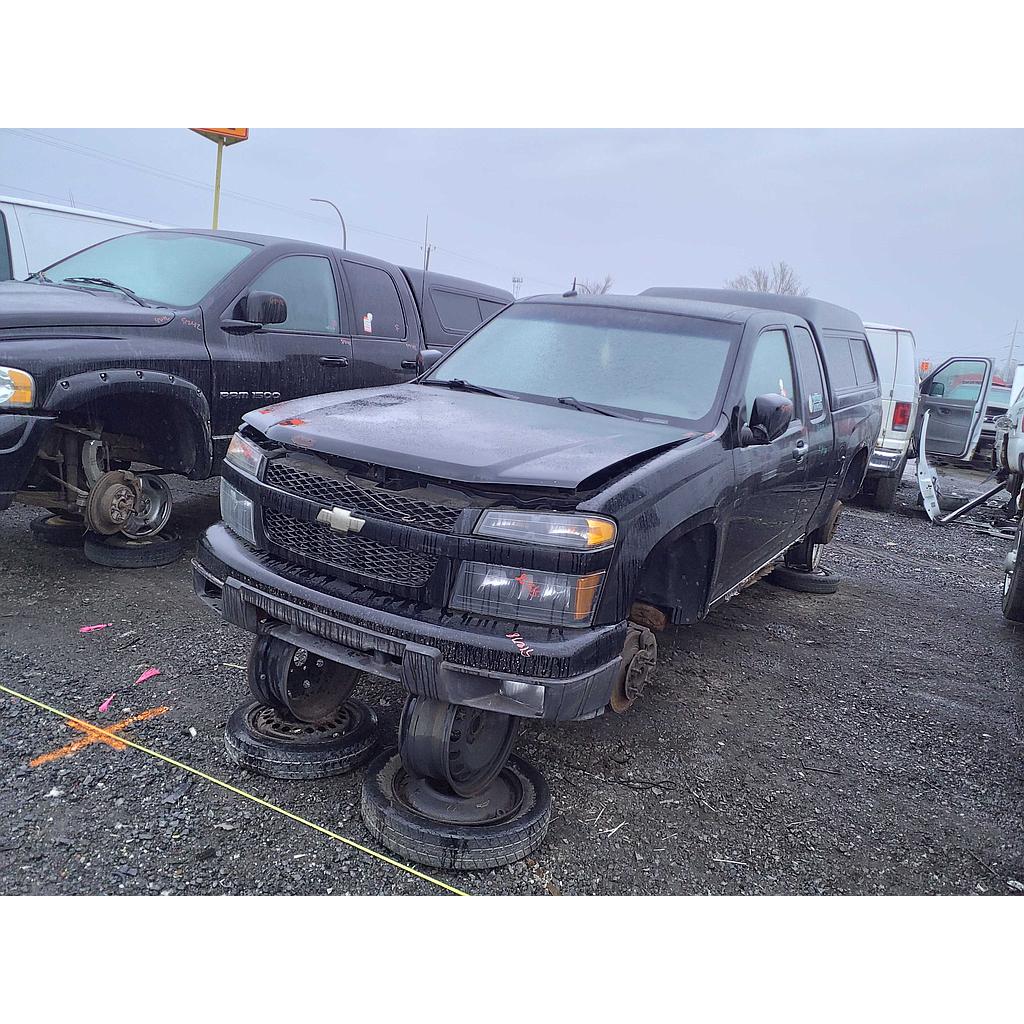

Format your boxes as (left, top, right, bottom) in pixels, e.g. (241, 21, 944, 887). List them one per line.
(121, 474, 172, 538)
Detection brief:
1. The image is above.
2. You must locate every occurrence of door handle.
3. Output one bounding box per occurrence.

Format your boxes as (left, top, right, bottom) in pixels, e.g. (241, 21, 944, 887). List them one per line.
(319, 356, 349, 367)
(401, 360, 418, 370)
(793, 440, 808, 461)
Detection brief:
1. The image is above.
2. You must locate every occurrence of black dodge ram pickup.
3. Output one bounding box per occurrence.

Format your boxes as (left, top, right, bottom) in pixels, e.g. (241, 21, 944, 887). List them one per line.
(193, 287, 881, 869)
(0, 228, 510, 565)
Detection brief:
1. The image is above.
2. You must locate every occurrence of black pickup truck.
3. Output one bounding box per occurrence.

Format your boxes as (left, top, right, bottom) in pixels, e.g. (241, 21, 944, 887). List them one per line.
(193, 286, 881, 870)
(0, 228, 510, 564)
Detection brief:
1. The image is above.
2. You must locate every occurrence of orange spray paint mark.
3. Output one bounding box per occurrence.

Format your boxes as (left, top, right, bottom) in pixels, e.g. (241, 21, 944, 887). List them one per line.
(30, 706, 169, 768)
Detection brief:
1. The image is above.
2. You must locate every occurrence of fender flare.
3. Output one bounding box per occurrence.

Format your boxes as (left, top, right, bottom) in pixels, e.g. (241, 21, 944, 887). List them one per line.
(43, 368, 213, 479)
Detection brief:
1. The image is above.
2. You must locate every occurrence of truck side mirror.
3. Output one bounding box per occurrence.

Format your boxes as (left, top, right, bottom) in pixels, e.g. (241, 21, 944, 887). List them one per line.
(221, 291, 289, 335)
(245, 291, 287, 326)
(929, 381, 944, 397)
(743, 394, 793, 445)
(419, 348, 443, 373)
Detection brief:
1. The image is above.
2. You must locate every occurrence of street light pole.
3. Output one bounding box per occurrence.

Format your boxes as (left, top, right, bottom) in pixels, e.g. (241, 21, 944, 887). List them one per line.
(310, 198, 348, 250)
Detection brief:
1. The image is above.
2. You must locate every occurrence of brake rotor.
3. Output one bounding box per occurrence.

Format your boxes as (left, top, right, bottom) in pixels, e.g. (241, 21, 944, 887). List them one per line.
(85, 470, 141, 535)
(610, 624, 657, 714)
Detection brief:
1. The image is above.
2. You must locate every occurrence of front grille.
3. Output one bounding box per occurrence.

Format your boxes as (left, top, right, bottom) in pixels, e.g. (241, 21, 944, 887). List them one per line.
(263, 507, 437, 588)
(264, 460, 462, 533)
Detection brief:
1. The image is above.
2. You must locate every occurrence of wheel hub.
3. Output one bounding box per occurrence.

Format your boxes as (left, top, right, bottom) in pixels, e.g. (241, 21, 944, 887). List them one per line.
(610, 623, 657, 713)
(248, 702, 356, 742)
(85, 470, 141, 535)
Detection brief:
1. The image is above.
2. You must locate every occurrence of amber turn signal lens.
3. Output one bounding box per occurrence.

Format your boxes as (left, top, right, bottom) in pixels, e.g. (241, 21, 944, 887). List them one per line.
(573, 573, 603, 621)
(586, 518, 616, 548)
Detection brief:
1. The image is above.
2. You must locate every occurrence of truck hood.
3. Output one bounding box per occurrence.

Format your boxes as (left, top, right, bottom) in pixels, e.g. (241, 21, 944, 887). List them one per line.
(245, 384, 695, 490)
(0, 280, 175, 330)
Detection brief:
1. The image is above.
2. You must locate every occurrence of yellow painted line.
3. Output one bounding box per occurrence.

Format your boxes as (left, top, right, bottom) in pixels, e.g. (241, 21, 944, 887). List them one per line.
(1, 682, 470, 897)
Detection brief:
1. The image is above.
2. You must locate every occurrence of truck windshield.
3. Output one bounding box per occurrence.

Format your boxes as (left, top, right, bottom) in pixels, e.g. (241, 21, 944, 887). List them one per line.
(37, 231, 257, 306)
(425, 302, 739, 424)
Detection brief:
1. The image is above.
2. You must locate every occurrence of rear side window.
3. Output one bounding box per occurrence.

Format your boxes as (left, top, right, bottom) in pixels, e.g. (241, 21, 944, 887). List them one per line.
(822, 336, 858, 391)
(791, 325, 827, 420)
(432, 289, 482, 333)
(479, 299, 506, 319)
(851, 337, 876, 386)
(246, 255, 340, 334)
(344, 261, 407, 340)
(744, 329, 795, 416)
(0, 211, 12, 280)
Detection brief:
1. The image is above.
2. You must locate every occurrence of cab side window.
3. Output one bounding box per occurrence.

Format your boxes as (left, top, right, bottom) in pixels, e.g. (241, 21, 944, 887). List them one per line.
(791, 325, 827, 421)
(744, 329, 796, 421)
(245, 255, 340, 334)
(344, 261, 407, 340)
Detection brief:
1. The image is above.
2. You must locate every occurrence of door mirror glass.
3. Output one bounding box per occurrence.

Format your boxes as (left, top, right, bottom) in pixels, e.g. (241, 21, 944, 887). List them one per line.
(929, 381, 944, 397)
(245, 290, 288, 326)
(747, 393, 793, 444)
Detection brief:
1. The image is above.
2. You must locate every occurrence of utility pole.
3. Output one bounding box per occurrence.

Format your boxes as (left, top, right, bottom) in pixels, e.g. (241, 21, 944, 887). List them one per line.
(1007, 319, 1019, 380)
(310, 198, 348, 249)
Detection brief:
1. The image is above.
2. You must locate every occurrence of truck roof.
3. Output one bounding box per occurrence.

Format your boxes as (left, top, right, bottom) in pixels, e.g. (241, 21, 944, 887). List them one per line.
(519, 292, 752, 325)
(640, 287, 865, 334)
(401, 267, 511, 304)
(0, 194, 164, 229)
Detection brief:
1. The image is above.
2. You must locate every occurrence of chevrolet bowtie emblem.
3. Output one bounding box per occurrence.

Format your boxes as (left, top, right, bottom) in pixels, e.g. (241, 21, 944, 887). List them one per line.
(316, 506, 366, 534)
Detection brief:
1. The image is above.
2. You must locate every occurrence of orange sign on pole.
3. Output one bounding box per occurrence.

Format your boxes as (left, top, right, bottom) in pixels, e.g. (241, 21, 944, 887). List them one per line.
(191, 128, 249, 145)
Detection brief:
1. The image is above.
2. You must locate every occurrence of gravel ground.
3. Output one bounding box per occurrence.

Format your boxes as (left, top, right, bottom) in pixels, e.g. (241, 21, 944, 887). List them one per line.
(1, 467, 1021, 896)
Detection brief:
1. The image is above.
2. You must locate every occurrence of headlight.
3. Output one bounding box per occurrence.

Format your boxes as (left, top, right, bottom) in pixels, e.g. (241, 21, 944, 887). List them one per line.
(220, 479, 256, 545)
(475, 510, 616, 549)
(0, 367, 35, 408)
(225, 432, 265, 478)
(449, 561, 603, 627)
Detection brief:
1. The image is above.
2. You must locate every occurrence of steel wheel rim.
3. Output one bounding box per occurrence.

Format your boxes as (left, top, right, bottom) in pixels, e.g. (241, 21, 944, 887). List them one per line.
(284, 648, 347, 723)
(121, 474, 172, 538)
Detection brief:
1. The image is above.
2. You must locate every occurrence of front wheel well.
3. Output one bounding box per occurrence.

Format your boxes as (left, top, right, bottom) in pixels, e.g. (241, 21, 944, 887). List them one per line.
(60, 394, 208, 477)
(633, 521, 716, 625)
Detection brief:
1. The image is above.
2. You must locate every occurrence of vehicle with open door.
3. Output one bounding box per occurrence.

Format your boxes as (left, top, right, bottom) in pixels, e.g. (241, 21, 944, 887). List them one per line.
(915, 356, 993, 463)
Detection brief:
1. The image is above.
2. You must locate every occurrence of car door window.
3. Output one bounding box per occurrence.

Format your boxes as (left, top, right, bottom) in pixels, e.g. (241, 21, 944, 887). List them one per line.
(851, 337, 876, 386)
(791, 325, 827, 421)
(343, 261, 407, 340)
(0, 211, 12, 280)
(928, 359, 989, 399)
(744, 329, 796, 420)
(247, 255, 340, 334)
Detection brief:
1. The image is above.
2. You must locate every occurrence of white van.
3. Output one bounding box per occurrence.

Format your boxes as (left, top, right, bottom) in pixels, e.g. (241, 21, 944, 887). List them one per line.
(862, 322, 920, 510)
(0, 195, 162, 281)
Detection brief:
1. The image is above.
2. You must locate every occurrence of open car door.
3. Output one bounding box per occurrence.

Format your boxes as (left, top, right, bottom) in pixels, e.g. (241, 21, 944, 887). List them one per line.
(917, 356, 993, 459)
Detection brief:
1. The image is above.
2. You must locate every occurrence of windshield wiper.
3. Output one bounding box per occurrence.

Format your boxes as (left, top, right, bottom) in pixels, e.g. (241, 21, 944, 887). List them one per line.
(420, 378, 517, 400)
(62, 276, 148, 306)
(557, 396, 642, 421)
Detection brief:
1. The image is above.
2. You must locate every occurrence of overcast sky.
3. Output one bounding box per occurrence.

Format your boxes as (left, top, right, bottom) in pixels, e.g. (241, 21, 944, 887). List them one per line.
(2, 128, 1021, 363)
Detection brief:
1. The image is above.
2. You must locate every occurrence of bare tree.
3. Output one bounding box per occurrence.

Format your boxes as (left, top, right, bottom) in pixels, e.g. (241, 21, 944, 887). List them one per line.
(576, 274, 614, 295)
(727, 261, 808, 296)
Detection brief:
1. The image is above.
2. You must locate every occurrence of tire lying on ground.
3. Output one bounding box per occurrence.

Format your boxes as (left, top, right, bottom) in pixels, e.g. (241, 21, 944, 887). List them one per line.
(361, 749, 551, 871)
(30, 513, 86, 547)
(767, 564, 840, 594)
(224, 699, 378, 780)
(83, 531, 187, 568)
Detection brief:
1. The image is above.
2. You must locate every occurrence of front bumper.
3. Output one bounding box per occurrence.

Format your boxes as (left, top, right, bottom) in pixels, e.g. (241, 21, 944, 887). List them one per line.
(194, 523, 627, 721)
(0, 414, 55, 512)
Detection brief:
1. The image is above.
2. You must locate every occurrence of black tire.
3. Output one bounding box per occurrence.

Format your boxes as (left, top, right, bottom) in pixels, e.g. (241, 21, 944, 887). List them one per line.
(872, 461, 906, 512)
(83, 530, 187, 568)
(224, 699, 378, 780)
(768, 564, 840, 594)
(361, 749, 551, 871)
(30, 513, 85, 547)
(1001, 525, 1024, 623)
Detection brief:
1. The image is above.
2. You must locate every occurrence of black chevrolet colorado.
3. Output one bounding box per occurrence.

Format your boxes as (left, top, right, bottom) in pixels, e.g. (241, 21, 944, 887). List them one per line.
(193, 287, 881, 869)
(0, 228, 510, 565)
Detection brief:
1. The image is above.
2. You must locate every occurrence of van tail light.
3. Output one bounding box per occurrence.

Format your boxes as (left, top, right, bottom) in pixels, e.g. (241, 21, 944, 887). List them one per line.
(892, 401, 912, 431)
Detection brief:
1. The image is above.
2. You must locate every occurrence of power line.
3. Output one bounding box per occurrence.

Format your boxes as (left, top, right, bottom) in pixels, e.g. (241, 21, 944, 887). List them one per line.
(2, 128, 558, 288)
